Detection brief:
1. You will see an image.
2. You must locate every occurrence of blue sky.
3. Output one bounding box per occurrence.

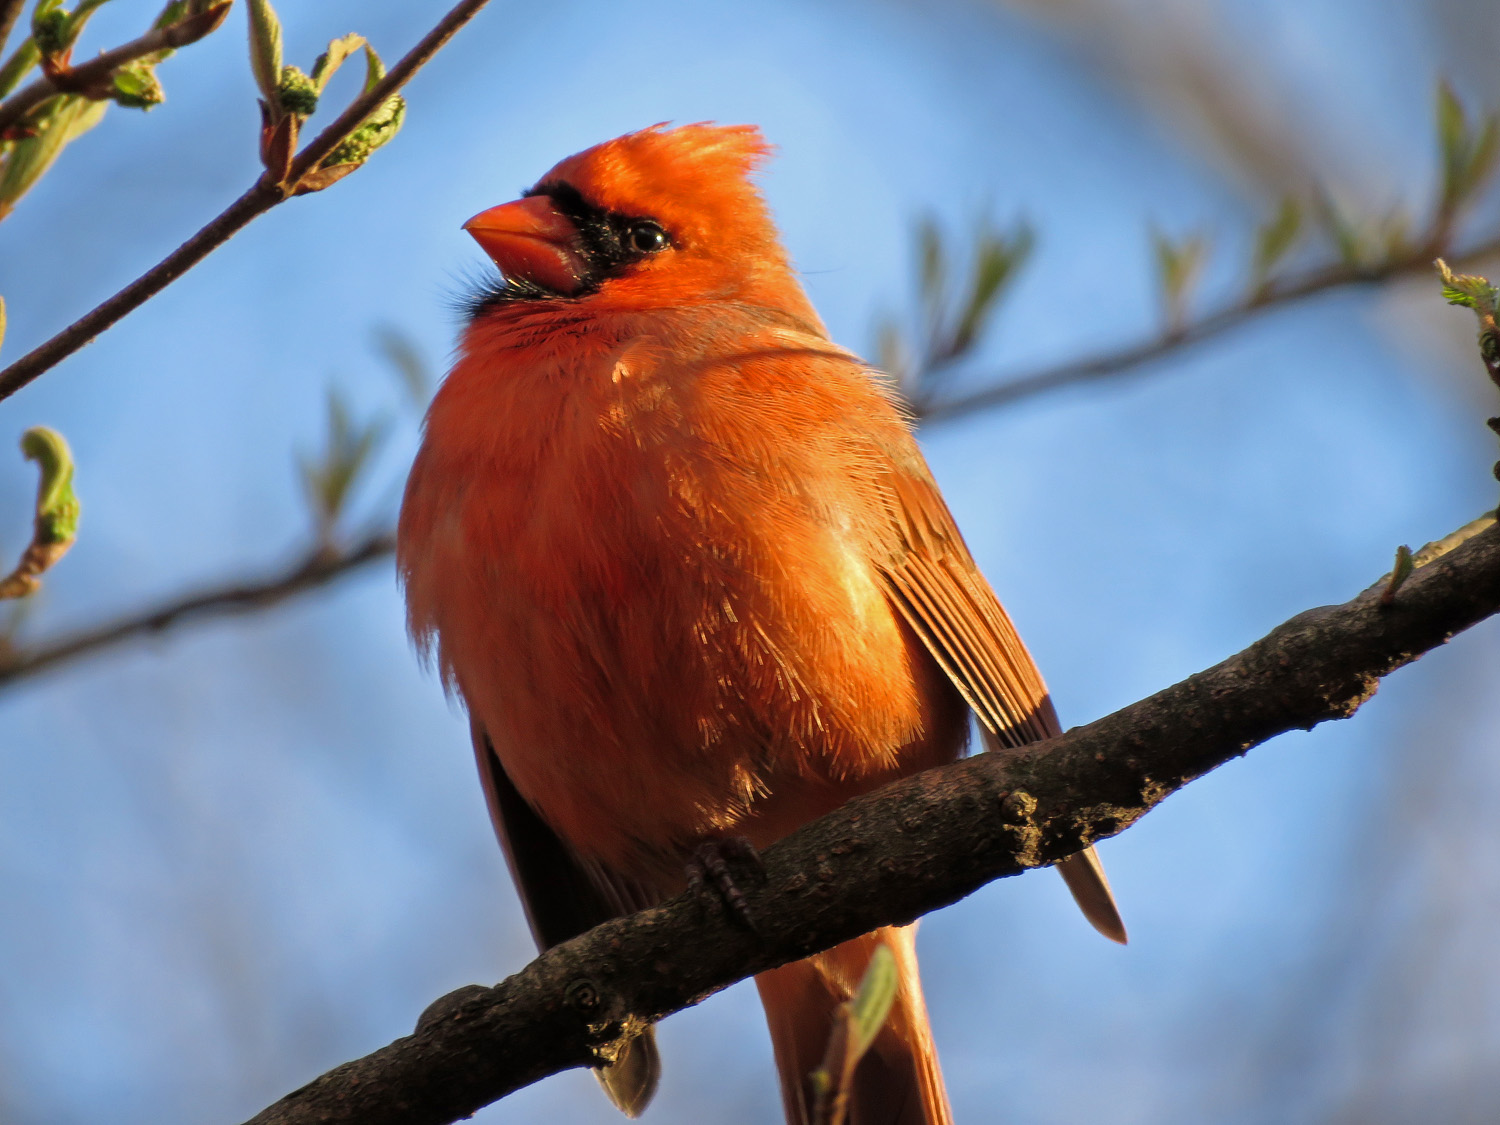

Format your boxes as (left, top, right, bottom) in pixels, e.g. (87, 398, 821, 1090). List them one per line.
(0, 1, 1497, 1122)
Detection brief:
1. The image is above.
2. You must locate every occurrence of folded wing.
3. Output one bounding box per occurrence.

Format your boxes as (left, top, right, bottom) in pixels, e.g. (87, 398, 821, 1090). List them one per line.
(871, 451, 1127, 944)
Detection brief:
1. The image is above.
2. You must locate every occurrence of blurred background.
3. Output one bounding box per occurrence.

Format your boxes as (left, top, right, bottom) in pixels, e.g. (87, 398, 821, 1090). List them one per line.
(1, 0, 1499, 1121)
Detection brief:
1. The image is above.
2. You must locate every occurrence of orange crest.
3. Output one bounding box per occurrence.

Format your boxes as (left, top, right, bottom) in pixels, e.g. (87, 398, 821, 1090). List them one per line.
(540, 123, 785, 269)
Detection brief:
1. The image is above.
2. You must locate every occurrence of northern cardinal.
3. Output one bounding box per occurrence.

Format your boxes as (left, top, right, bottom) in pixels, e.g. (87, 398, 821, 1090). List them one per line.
(398, 123, 1124, 1125)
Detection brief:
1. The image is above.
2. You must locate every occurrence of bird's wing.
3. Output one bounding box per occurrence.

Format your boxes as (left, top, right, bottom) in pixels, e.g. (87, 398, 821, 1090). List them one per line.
(471, 722, 661, 1115)
(872, 450, 1128, 944)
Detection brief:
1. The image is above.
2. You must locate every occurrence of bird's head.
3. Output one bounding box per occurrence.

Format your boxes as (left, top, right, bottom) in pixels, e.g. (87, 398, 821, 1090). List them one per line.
(464, 123, 815, 321)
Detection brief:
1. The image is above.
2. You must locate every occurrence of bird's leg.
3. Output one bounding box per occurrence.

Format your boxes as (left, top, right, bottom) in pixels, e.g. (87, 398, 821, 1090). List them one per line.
(686, 837, 764, 930)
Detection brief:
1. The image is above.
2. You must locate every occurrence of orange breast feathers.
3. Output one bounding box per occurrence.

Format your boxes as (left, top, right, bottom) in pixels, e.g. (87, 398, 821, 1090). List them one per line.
(398, 306, 965, 879)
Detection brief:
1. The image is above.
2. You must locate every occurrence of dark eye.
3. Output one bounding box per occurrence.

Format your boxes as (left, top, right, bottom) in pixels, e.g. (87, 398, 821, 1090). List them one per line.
(626, 221, 669, 255)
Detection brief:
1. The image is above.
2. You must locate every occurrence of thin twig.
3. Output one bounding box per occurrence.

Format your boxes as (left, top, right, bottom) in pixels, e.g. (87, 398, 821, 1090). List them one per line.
(0, 531, 392, 689)
(915, 233, 1500, 423)
(240, 518, 1500, 1125)
(0, 6, 231, 137)
(0, 0, 492, 405)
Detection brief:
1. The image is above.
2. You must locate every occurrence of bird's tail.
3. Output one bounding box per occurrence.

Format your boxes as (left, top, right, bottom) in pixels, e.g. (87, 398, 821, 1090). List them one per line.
(755, 924, 952, 1125)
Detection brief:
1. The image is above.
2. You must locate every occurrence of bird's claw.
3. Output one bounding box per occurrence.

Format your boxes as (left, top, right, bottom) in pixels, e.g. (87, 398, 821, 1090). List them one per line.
(686, 837, 764, 930)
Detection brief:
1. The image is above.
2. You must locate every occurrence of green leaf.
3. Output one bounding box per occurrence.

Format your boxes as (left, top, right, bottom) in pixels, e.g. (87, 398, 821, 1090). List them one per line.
(320, 93, 404, 169)
(949, 220, 1033, 357)
(807, 945, 900, 1125)
(1436, 257, 1500, 315)
(20, 426, 79, 545)
(375, 326, 431, 407)
(1438, 80, 1470, 212)
(1250, 196, 1301, 295)
(309, 32, 364, 94)
(1459, 113, 1500, 206)
(360, 42, 385, 93)
(245, 0, 283, 107)
(64, 0, 111, 43)
(845, 945, 898, 1060)
(0, 37, 40, 98)
(1434, 81, 1500, 220)
(110, 61, 166, 109)
(1151, 225, 1209, 331)
(916, 216, 944, 319)
(873, 314, 912, 390)
(0, 425, 80, 599)
(1438, 80, 1465, 177)
(0, 296, 6, 357)
(299, 388, 389, 534)
(0, 94, 107, 217)
(1311, 190, 1367, 269)
(154, 0, 190, 29)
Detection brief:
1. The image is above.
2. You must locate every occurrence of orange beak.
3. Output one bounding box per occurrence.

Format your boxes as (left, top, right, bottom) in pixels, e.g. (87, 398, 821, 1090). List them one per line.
(463, 196, 588, 296)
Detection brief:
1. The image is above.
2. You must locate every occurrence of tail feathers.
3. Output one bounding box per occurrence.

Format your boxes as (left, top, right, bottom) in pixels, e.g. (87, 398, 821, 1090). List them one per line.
(595, 1028, 661, 1118)
(1057, 847, 1128, 945)
(756, 926, 952, 1125)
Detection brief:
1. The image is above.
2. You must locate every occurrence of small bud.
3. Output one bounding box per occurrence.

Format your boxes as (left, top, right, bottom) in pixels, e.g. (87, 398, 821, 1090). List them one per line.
(110, 63, 166, 109)
(30, 0, 70, 58)
(1378, 545, 1414, 608)
(276, 64, 318, 116)
(0, 426, 81, 600)
(1151, 225, 1210, 335)
(1250, 197, 1302, 298)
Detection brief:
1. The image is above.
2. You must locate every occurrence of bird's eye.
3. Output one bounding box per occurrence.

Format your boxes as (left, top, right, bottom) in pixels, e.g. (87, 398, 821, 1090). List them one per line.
(626, 221, 669, 255)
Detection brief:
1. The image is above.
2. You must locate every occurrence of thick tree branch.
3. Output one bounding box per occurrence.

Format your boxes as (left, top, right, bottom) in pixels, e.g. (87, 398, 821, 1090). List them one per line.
(0, 0, 492, 405)
(240, 516, 1500, 1125)
(915, 233, 1500, 422)
(0, 530, 392, 689)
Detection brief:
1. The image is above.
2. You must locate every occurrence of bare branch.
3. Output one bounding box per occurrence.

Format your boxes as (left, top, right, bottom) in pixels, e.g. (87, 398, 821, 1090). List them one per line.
(241, 517, 1500, 1125)
(0, 4, 232, 138)
(0, 0, 492, 405)
(915, 233, 1500, 423)
(0, 530, 392, 689)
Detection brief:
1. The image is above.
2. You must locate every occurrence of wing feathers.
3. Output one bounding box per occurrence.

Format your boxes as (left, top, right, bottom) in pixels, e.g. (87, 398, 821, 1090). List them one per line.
(873, 457, 1127, 944)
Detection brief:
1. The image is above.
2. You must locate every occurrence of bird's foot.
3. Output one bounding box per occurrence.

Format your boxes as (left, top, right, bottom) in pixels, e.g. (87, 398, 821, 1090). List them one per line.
(686, 837, 764, 931)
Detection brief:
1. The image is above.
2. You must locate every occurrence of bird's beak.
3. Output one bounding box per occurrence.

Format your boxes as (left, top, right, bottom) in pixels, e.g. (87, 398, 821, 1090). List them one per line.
(463, 196, 588, 296)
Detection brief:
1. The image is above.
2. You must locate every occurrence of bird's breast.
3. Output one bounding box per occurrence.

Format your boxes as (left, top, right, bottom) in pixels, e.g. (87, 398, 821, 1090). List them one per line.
(399, 311, 963, 877)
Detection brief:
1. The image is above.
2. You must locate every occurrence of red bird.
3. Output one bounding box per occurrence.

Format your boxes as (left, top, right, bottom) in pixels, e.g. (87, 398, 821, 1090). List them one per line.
(398, 123, 1124, 1125)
